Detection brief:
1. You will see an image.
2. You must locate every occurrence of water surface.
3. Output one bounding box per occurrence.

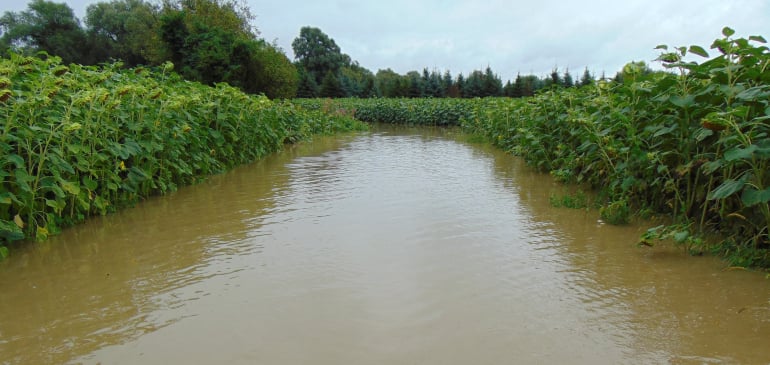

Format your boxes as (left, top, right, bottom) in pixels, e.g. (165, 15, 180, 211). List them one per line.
(0, 125, 768, 364)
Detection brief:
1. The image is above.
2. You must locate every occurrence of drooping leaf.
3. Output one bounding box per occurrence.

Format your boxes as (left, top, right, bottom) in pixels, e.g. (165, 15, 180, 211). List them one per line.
(688, 45, 709, 58)
(673, 230, 690, 243)
(701, 160, 723, 175)
(694, 127, 714, 142)
(749, 35, 767, 43)
(13, 214, 24, 228)
(670, 94, 695, 108)
(741, 187, 770, 207)
(36, 226, 49, 241)
(60, 180, 80, 195)
(5, 154, 25, 169)
(708, 177, 747, 200)
(1, 218, 24, 243)
(724, 145, 757, 161)
(82, 176, 98, 191)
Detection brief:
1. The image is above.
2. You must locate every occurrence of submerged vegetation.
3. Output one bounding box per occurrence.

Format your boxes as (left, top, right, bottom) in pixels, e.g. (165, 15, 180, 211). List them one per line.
(0, 53, 365, 258)
(302, 28, 770, 268)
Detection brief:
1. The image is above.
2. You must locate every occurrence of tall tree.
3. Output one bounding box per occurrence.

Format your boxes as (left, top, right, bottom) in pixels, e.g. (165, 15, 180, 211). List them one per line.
(85, 0, 163, 66)
(296, 66, 319, 97)
(580, 67, 594, 86)
(549, 67, 561, 87)
(162, 0, 256, 39)
(455, 73, 465, 98)
(292, 26, 348, 85)
(319, 71, 344, 98)
(406, 71, 424, 98)
(158, 0, 297, 98)
(482, 66, 502, 96)
(0, 0, 88, 64)
(563, 68, 574, 87)
(376, 68, 407, 97)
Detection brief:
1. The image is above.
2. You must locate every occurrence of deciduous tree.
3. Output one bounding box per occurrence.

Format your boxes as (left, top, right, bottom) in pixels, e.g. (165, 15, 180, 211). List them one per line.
(0, 0, 87, 64)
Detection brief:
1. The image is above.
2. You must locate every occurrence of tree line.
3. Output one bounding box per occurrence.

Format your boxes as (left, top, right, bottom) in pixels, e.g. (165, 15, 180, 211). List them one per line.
(1, 0, 600, 99)
(0, 0, 297, 98)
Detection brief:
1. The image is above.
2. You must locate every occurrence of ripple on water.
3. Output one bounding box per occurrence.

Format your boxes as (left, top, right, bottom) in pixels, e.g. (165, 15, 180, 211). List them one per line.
(1, 127, 769, 365)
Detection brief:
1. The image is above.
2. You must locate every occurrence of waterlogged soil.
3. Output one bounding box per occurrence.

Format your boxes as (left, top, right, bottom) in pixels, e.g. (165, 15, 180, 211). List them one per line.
(1, 125, 769, 364)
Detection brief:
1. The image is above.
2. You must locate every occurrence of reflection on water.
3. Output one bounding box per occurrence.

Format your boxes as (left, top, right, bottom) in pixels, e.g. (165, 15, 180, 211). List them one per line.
(0, 126, 768, 365)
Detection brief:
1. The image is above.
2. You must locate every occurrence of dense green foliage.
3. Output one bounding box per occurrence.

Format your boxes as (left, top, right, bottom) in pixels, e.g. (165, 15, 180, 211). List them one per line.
(0, 0, 88, 65)
(291, 26, 376, 98)
(293, 98, 474, 126)
(1, 0, 298, 98)
(0, 53, 366, 257)
(463, 28, 770, 268)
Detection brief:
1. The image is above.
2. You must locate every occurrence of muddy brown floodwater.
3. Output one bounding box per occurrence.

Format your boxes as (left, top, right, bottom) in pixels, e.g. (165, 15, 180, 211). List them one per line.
(0, 125, 769, 364)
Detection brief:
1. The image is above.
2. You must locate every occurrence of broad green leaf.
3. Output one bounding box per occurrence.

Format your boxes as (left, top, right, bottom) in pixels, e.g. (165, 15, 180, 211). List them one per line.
(701, 160, 723, 175)
(82, 176, 98, 191)
(0, 192, 13, 205)
(694, 128, 714, 142)
(749, 35, 767, 43)
(60, 180, 80, 195)
(45, 199, 59, 210)
(670, 94, 695, 108)
(741, 187, 770, 207)
(724, 145, 757, 161)
(755, 140, 770, 159)
(673, 230, 689, 243)
(688, 45, 709, 58)
(736, 86, 770, 101)
(722, 26, 735, 37)
(5, 154, 25, 169)
(708, 178, 746, 200)
(0, 218, 23, 237)
(655, 44, 669, 50)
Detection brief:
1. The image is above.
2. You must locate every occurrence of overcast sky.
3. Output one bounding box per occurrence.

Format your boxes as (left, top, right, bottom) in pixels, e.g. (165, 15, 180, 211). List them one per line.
(3, 0, 769, 81)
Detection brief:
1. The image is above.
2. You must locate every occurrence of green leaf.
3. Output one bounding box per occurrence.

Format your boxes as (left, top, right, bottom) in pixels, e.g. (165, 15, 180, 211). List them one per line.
(60, 180, 80, 195)
(722, 26, 735, 37)
(749, 35, 767, 43)
(0, 218, 24, 243)
(755, 140, 770, 159)
(673, 230, 689, 243)
(5, 154, 25, 169)
(655, 44, 669, 50)
(82, 176, 98, 191)
(45, 199, 60, 210)
(670, 94, 695, 108)
(688, 45, 709, 58)
(0, 246, 9, 259)
(736, 86, 770, 101)
(741, 187, 770, 207)
(724, 145, 757, 161)
(708, 177, 747, 200)
(694, 128, 714, 142)
(13, 169, 33, 193)
(701, 160, 723, 175)
(36, 225, 49, 241)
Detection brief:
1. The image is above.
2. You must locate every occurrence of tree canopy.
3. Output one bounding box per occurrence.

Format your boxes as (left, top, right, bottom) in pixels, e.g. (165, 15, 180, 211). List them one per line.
(0, 0, 87, 64)
(0, 0, 297, 98)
